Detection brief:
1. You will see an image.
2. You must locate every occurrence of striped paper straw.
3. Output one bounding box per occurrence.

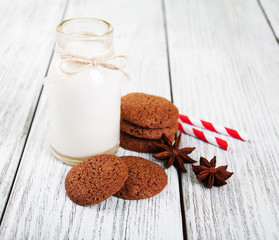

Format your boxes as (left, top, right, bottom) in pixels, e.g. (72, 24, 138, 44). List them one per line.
(178, 122, 230, 150)
(179, 114, 248, 141)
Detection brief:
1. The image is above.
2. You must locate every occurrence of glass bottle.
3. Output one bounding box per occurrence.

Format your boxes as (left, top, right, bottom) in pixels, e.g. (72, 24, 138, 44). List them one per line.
(46, 18, 122, 165)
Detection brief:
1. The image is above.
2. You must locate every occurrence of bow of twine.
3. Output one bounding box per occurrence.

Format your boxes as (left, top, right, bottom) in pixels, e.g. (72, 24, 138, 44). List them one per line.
(44, 45, 130, 84)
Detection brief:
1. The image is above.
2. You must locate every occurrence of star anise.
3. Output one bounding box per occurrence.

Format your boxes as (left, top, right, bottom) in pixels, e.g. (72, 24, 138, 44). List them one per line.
(192, 156, 233, 188)
(153, 133, 196, 172)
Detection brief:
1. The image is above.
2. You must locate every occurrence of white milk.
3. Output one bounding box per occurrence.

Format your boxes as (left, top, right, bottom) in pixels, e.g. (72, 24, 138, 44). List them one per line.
(46, 30, 121, 163)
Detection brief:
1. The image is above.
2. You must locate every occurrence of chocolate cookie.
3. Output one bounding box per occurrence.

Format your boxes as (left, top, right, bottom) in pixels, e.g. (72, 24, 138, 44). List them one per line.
(121, 119, 178, 140)
(114, 156, 168, 200)
(65, 154, 128, 206)
(121, 93, 179, 128)
(120, 131, 175, 153)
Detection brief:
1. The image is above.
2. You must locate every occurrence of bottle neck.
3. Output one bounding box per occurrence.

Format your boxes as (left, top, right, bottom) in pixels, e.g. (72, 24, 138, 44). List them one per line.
(56, 18, 114, 58)
(56, 37, 113, 59)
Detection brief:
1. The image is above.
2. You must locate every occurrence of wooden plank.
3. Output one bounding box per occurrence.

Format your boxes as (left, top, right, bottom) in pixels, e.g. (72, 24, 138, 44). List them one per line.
(0, 0, 67, 218)
(260, 0, 279, 41)
(164, 0, 279, 239)
(0, 0, 184, 239)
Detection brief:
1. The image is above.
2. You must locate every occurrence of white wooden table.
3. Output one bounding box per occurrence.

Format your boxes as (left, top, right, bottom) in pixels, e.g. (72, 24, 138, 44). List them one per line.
(1, 0, 279, 239)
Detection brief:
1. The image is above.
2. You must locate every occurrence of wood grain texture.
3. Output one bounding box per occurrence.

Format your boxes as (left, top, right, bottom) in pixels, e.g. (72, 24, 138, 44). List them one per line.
(0, 0, 67, 218)
(260, 0, 279, 40)
(164, 0, 279, 239)
(0, 0, 184, 239)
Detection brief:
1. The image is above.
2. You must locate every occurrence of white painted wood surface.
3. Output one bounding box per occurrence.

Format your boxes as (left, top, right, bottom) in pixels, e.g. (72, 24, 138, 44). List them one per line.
(164, 0, 279, 239)
(0, 0, 184, 239)
(260, 0, 279, 40)
(0, 0, 67, 218)
(1, 0, 279, 239)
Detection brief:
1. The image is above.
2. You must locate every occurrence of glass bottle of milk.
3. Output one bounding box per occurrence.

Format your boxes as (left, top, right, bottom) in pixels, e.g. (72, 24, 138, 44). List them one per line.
(46, 18, 122, 165)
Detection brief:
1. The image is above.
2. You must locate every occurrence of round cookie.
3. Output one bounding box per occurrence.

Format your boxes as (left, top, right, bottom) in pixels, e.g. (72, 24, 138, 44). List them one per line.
(121, 119, 178, 140)
(120, 131, 175, 153)
(65, 154, 128, 206)
(121, 93, 179, 128)
(114, 156, 168, 200)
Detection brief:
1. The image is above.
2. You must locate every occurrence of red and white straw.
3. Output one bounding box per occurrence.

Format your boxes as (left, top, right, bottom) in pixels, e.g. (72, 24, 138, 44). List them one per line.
(179, 114, 249, 141)
(178, 122, 230, 150)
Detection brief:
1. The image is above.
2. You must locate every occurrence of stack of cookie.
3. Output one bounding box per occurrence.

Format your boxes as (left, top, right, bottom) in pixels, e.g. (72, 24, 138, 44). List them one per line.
(120, 93, 179, 153)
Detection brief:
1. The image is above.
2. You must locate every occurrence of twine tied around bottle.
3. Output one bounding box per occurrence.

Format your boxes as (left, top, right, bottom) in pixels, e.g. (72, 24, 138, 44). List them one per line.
(44, 44, 130, 84)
